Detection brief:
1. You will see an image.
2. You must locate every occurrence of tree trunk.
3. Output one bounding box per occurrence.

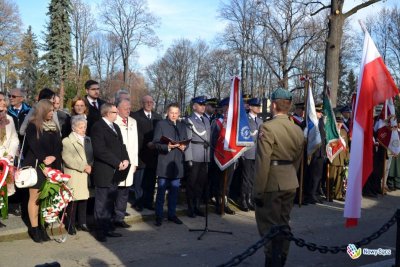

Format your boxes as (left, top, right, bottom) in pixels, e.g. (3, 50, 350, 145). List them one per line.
(59, 79, 65, 109)
(324, 1, 345, 108)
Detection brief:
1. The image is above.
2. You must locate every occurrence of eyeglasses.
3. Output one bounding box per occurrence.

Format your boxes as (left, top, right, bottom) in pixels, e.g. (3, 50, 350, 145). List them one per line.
(8, 95, 22, 98)
(89, 88, 100, 91)
(109, 111, 118, 114)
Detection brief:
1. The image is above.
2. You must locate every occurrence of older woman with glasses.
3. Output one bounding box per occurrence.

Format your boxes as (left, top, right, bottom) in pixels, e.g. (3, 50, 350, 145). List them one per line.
(62, 115, 93, 235)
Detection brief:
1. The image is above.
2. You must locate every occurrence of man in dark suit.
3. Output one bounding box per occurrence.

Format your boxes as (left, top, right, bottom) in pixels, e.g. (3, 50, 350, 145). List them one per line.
(84, 80, 106, 136)
(91, 103, 130, 242)
(132, 95, 162, 211)
(152, 103, 188, 226)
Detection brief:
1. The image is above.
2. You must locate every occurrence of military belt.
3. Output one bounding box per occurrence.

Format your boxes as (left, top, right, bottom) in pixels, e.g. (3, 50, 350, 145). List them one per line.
(270, 160, 293, 166)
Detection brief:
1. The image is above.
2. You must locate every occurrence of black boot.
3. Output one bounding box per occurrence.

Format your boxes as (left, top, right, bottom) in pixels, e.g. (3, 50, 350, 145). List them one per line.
(193, 198, 205, 217)
(224, 198, 235, 215)
(40, 226, 51, 241)
(239, 194, 249, 212)
(28, 227, 42, 243)
(187, 198, 196, 218)
(246, 194, 255, 211)
(215, 197, 222, 214)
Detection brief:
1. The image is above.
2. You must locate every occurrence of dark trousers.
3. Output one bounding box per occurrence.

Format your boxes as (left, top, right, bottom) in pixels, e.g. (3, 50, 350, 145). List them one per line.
(94, 185, 118, 234)
(210, 163, 235, 199)
(155, 178, 180, 218)
(241, 158, 255, 195)
(114, 187, 129, 222)
(66, 200, 87, 227)
(305, 157, 324, 201)
(186, 161, 208, 199)
(141, 168, 157, 207)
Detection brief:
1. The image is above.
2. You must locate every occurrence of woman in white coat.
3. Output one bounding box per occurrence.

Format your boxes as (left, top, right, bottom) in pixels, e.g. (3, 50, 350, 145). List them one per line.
(62, 115, 93, 235)
(0, 92, 19, 227)
(113, 99, 138, 227)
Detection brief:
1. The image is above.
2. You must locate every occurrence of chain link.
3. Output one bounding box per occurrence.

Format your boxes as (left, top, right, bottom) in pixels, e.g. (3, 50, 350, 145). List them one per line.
(217, 210, 399, 267)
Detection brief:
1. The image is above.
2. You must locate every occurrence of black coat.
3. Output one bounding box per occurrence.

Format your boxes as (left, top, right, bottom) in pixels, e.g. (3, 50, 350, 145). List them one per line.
(91, 119, 130, 187)
(132, 109, 162, 169)
(7, 102, 31, 143)
(22, 122, 62, 189)
(84, 96, 106, 136)
(153, 119, 188, 179)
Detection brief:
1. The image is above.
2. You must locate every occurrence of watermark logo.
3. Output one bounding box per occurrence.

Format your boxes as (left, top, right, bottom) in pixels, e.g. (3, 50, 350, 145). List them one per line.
(347, 244, 392, 259)
(347, 244, 362, 259)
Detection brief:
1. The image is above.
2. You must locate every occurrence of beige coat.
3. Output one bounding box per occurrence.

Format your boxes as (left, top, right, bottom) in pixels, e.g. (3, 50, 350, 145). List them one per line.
(115, 115, 138, 187)
(254, 115, 305, 196)
(62, 133, 90, 200)
(0, 114, 19, 158)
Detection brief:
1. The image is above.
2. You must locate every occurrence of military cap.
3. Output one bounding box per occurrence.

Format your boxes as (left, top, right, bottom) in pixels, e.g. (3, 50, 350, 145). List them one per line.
(191, 95, 207, 105)
(341, 106, 351, 113)
(271, 88, 292, 101)
(242, 93, 252, 102)
(315, 103, 323, 112)
(218, 97, 230, 107)
(206, 98, 218, 107)
(294, 102, 305, 109)
(335, 112, 343, 122)
(247, 98, 262, 106)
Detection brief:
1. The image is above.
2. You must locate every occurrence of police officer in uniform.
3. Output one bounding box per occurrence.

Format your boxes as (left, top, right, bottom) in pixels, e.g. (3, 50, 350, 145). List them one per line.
(254, 88, 304, 267)
(239, 98, 263, 212)
(204, 98, 218, 123)
(184, 96, 211, 217)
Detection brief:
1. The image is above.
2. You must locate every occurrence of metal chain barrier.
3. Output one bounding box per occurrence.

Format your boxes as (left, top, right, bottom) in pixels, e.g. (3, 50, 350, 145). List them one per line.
(217, 210, 400, 267)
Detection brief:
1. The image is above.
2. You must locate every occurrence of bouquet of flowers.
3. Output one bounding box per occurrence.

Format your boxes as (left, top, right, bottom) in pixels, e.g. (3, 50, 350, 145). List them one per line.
(0, 157, 14, 220)
(38, 164, 73, 226)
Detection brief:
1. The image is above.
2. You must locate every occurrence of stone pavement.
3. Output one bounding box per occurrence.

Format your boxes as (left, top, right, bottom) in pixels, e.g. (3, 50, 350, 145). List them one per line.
(0, 190, 399, 267)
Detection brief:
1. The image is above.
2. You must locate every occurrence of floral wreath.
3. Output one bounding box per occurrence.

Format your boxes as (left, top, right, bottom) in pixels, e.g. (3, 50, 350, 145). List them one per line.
(38, 164, 73, 226)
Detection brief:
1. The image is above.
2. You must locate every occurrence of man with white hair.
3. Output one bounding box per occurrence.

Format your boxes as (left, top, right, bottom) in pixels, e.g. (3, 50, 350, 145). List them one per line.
(114, 99, 138, 228)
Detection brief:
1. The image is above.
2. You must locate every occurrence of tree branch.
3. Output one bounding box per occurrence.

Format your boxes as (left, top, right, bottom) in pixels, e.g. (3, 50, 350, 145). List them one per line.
(344, 0, 382, 19)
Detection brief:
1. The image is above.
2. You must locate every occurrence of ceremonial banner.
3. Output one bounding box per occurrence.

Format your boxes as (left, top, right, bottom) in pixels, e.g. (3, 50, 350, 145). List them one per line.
(375, 98, 400, 156)
(323, 91, 346, 163)
(344, 28, 399, 227)
(214, 76, 252, 171)
(304, 79, 321, 161)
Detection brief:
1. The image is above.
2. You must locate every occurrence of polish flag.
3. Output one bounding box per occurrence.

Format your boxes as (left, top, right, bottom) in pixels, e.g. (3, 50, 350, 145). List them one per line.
(344, 29, 399, 227)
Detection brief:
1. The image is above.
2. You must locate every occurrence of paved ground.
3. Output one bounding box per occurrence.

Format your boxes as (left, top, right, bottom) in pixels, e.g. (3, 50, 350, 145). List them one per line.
(0, 190, 399, 267)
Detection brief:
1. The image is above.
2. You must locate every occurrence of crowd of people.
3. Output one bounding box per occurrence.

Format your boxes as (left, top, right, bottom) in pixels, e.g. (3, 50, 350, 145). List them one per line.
(0, 80, 397, 267)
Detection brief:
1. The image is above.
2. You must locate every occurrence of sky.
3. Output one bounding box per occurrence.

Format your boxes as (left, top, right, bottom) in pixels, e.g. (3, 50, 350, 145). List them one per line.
(15, 0, 396, 72)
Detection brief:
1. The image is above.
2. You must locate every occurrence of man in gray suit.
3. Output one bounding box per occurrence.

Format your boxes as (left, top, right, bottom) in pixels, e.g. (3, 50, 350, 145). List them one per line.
(184, 96, 211, 218)
(239, 98, 263, 212)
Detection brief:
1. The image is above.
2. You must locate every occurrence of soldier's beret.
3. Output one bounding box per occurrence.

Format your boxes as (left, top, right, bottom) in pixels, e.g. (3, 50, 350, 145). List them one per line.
(248, 98, 262, 106)
(271, 88, 292, 101)
(218, 97, 230, 107)
(191, 96, 207, 105)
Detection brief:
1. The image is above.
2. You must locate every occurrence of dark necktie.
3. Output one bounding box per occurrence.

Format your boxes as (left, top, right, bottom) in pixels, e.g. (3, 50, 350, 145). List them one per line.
(200, 116, 205, 124)
(147, 114, 151, 120)
(92, 101, 98, 110)
(109, 123, 116, 134)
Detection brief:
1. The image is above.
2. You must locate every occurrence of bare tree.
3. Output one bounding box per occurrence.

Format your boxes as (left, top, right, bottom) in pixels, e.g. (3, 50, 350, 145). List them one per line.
(99, 0, 160, 86)
(307, 0, 383, 107)
(70, 0, 96, 79)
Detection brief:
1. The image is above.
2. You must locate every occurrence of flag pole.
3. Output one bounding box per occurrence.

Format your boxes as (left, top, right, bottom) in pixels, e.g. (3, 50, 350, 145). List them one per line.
(298, 74, 309, 206)
(326, 163, 331, 201)
(221, 169, 227, 215)
(382, 149, 387, 195)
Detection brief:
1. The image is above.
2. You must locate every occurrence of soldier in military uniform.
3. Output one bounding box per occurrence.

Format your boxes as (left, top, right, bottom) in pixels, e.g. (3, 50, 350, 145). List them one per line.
(238, 98, 263, 212)
(291, 102, 305, 129)
(204, 98, 218, 123)
(184, 96, 211, 217)
(254, 88, 304, 267)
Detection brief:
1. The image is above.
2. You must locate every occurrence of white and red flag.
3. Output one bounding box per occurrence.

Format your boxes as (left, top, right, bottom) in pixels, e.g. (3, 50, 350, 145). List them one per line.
(214, 76, 253, 170)
(344, 28, 399, 227)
